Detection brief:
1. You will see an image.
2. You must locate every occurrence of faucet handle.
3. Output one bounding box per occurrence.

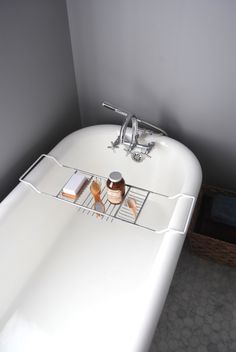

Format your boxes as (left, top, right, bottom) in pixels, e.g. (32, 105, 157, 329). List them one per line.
(107, 137, 120, 151)
(146, 142, 155, 154)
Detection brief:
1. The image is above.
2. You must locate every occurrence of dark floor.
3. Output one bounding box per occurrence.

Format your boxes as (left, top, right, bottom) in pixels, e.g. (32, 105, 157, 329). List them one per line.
(149, 241, 236, 352)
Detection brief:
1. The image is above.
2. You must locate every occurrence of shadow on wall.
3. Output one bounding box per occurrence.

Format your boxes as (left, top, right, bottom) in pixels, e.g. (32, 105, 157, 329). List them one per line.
(183, 135, 236, 192)
(0, 110, 80, 202)
(159, 108, 184, 142)
(132, 105, 236, 192)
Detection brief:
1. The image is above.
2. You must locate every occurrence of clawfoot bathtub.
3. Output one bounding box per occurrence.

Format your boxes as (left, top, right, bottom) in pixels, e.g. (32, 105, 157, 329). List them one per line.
(0, 125, 202, 352)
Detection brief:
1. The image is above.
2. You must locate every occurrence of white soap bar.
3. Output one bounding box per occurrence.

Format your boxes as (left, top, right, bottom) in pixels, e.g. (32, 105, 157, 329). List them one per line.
(63, 172, 87, 196)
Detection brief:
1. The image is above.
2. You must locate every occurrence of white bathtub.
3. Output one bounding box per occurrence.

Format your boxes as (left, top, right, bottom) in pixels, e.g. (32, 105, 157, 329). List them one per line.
(0, 125, 202, 352)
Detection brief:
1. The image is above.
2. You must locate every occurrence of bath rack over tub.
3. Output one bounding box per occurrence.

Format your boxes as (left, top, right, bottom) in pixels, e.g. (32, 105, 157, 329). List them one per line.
(19, 154, 196, 235)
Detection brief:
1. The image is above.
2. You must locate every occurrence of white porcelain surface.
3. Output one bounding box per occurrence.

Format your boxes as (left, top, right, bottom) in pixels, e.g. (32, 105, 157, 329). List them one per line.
(0, 125, 202, 352)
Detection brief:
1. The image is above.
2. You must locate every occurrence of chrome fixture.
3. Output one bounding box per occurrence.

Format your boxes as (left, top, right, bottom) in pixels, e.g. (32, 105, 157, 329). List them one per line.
(102, 101, 167, 156)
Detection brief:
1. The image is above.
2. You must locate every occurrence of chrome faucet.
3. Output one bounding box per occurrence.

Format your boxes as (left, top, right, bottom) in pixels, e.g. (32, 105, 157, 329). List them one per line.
(102, 101, 167, 156)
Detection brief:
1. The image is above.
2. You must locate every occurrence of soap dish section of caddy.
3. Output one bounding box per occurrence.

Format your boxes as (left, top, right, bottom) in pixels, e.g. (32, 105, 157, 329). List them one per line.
(19, 154, 196, 235)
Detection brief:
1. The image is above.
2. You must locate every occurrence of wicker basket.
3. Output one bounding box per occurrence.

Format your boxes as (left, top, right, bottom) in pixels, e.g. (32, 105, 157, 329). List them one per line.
(188, 185, 236, 267)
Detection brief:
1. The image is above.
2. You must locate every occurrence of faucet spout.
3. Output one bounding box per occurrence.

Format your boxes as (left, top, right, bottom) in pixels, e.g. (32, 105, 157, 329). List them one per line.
(102, 101, 133, 144)
(131, 116, 138, 146)
(120, 113, 132, 144)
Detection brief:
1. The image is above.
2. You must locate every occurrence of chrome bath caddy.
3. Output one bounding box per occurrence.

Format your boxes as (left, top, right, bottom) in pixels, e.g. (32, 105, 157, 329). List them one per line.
(19, 154, 196, 234)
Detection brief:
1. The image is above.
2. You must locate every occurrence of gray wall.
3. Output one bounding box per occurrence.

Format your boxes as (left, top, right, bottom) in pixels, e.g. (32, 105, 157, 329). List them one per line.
(66, 0, 236, 190)
(0, 0, 80, 200)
